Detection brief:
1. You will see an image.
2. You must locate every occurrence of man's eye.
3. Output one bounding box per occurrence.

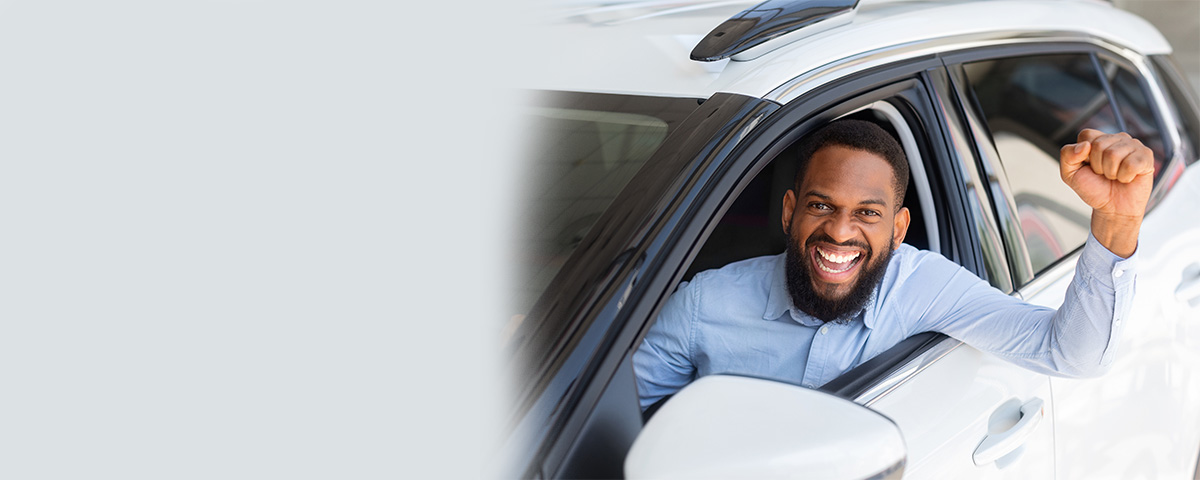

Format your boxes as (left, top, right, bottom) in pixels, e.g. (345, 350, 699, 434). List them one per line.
(858, 209, 881, 217)
(809, 203, 831, 211)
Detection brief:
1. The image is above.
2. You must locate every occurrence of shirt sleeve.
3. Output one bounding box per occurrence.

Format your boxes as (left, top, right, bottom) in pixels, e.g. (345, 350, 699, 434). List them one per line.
(633, 280, 698, 409)
(909, 233, 1137, 377)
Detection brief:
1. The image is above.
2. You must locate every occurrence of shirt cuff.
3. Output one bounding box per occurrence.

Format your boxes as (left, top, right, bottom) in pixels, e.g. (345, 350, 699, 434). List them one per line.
(1078, 232, 1137, 367)
(1077, 232, 1138, 291)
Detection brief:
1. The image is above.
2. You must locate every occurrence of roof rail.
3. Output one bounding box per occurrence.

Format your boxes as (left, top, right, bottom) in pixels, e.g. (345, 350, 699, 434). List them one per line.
(691, 0, 860, 62)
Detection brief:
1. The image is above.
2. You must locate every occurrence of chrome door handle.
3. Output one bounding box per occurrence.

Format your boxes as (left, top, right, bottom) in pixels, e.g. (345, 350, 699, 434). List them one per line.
(972, 398, 1045, 466)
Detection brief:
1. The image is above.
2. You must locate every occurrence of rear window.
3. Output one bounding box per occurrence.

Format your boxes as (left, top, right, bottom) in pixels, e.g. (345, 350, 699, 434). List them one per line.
(963, 53, 1173, 276)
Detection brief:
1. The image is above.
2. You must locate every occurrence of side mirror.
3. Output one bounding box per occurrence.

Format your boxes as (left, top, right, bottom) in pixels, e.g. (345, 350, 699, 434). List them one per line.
(625, 375, 905, 479)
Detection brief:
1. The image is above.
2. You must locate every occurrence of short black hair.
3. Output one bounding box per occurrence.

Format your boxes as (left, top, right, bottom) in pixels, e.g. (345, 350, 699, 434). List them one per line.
(792, 119, 909, 206)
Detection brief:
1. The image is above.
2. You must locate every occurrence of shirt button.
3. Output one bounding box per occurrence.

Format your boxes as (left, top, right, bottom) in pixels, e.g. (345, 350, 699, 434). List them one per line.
(1114, 269, 1124, 278)
(820, 326, 829, 335)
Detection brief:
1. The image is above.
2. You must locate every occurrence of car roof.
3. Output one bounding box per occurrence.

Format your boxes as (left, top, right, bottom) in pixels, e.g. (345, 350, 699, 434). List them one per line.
(523, 0, 1171, 99)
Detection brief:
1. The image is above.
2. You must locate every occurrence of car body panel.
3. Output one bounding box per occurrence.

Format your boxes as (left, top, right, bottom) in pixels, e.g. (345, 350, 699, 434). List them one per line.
(523, 0, 1170, 100)
(868, 345, 1055, 478)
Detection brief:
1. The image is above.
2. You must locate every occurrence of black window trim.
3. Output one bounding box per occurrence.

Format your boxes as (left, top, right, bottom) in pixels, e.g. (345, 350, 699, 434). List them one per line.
(926, 64, 1015, 293)
(943, 60, 1033, 288)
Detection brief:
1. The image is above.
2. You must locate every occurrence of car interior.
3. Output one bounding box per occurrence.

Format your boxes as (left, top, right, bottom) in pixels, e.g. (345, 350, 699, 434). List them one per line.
(683, 102, 939, 282)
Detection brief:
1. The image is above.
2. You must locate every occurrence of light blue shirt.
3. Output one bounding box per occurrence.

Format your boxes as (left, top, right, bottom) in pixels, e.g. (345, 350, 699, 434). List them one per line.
(634, 234, 1137, 408)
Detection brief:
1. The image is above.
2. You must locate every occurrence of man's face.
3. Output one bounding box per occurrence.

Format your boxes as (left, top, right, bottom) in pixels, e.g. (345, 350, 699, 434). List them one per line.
(782, 145, 910, 322)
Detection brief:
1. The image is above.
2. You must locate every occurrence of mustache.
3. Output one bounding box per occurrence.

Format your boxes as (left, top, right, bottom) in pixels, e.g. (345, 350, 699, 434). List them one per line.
(804, 232, 871, 253)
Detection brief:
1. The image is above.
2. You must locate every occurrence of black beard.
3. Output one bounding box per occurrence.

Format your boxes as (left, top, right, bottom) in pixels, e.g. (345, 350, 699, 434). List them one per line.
(785, 232, 893, 323)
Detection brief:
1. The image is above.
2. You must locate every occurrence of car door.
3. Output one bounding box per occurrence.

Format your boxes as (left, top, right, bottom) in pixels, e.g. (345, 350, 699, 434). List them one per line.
(953, 46, 1200, 479)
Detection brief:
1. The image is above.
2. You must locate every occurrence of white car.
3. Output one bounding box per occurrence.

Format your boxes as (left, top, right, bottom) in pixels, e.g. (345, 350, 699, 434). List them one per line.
(502, 0, 1200, 478)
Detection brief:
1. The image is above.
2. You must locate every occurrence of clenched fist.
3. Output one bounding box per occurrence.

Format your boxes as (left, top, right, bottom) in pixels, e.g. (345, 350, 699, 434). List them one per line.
(1059, 129, 1155, 258)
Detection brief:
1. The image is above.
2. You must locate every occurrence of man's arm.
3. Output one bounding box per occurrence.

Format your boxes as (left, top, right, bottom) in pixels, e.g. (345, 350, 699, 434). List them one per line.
(910, 130, 1149, 377)
(632, 282, 697, 409)
(910, 233, 1134, 377)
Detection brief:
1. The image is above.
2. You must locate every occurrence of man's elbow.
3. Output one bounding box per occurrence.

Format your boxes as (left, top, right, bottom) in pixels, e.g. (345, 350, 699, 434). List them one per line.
(1053, 358, 1115, 379)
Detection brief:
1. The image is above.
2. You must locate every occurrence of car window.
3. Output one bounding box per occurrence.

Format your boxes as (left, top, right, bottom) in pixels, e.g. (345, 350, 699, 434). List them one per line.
(514, 92, 697, 316)
(682, 104, 934, 281)
(507, 91, 703, 406)
(1106, 62, 1171, 183)
(962, 53, 1121, 274)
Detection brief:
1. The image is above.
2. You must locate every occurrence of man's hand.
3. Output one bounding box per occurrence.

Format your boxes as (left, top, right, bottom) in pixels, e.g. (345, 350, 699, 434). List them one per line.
(1059, 129, 1155, 258)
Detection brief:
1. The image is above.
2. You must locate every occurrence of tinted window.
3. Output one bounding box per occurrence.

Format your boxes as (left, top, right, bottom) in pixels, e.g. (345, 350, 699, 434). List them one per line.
(514, 93, 697, 316)
(1107, 63, 1171, 181)
(963, 54, 1116, 274)
(506, 92, 701, 403)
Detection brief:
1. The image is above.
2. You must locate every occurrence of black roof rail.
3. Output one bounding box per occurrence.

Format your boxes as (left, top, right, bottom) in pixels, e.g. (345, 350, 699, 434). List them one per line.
(691, 0, 860, 62)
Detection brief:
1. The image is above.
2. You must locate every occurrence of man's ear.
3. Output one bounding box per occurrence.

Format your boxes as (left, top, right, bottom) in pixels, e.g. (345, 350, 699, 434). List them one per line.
(782, 189, 796, 234)
(893, 206, 910, 249)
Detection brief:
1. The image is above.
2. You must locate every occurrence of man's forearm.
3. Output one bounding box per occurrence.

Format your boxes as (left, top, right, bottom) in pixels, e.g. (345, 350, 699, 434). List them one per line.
(1091, 210, 1142, 259)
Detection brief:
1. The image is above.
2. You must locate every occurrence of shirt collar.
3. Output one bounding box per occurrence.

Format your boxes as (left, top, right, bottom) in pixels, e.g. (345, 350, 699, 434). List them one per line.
(763, 252, 878, 329)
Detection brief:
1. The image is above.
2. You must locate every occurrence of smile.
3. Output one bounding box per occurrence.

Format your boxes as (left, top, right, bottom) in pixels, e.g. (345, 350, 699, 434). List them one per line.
(814, 246, 863, 275)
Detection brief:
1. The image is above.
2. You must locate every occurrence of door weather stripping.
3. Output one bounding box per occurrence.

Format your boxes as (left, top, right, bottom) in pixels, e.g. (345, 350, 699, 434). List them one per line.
(691, 0, 859, 62)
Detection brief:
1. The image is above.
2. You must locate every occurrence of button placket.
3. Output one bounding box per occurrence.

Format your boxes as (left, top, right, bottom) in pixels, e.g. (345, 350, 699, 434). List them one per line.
(803, 324, 829, 388)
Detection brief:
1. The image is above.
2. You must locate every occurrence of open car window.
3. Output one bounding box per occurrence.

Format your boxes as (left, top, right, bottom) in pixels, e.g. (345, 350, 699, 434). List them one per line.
(683, 100, 939, 282)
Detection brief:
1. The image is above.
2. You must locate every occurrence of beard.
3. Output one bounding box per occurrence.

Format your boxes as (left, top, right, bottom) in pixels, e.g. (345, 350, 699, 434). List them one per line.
(785, 231, 894, 323)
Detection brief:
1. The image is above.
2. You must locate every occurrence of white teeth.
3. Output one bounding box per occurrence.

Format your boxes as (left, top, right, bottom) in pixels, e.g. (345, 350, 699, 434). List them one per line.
(816, 247, 861, 265)
(818, 261, 853, 274)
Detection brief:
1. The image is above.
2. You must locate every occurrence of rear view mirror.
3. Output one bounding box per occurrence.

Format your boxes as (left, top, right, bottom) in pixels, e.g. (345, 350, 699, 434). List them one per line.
(625, 375, 905, 479)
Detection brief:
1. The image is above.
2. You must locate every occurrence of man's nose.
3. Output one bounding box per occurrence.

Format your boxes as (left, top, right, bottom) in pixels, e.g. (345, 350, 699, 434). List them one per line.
(825, 211, 858, 243)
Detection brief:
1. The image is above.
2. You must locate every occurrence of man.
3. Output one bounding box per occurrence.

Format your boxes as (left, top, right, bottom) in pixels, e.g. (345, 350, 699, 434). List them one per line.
(633, 119, 1151, 409)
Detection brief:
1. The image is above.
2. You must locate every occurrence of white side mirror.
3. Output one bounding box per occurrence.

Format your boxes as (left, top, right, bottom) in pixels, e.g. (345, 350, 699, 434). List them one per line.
(625, 375, 905, 479)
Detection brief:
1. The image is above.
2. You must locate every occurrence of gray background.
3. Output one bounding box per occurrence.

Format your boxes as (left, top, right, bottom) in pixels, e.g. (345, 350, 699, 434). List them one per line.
(0, 1, 518, 478)
(1117, 0, 1200, 90)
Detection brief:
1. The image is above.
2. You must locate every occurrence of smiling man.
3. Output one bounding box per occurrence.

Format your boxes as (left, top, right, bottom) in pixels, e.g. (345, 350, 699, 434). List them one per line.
(633, 119, 1151, 410)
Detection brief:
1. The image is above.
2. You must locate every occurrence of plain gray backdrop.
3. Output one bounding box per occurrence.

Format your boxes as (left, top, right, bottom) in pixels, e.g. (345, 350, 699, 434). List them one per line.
(0, 0, 525, 478)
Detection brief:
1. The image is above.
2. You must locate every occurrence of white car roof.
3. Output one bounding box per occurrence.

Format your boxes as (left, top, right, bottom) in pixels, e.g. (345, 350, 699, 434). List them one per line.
(524, 0, 1171, 99)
